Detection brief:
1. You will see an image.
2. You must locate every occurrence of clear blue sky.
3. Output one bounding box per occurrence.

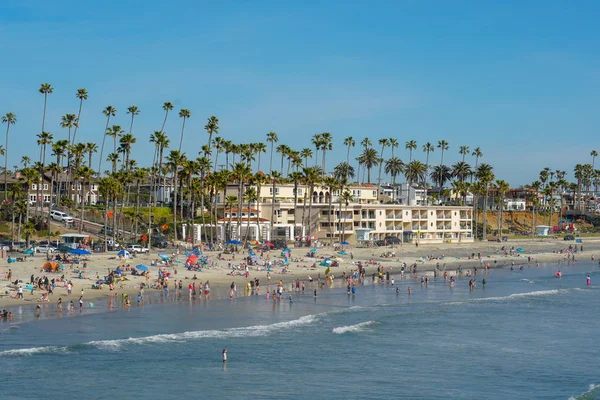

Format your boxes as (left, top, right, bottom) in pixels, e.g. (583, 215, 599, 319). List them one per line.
(1, 0, 599, 185)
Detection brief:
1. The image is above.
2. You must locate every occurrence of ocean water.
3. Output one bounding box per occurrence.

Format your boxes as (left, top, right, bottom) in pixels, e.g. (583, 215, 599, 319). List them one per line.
(1, 262, 599, 400)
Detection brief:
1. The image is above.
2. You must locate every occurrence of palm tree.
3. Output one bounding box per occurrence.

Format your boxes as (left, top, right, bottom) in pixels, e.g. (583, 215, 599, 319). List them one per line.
(300, 148, 313, 168)
(21, 167, 38, 224)
(21, 156, 31, 168)
(344, 136, 355, 163)
(243, 187, 258, 242)
(333, 161, 355, 183)
(254, 142, 267, 172)
(422, 142, 435, 177)
(592, 150, 598, 169)
(389, 138, 399, 158)
(98, 106, 116, 176)
(60, 114, 77, 146)
(385, 157, 404, 202)
(38, 83, 53, 133)
(323, 176, 339, 244)
(451, 161, 472, 183)
(340, 190, 354, 242)
(104, 125, 123, 171)
(451, 180, 471, 205)
(231, 162, 252, 240)
(76, 166, 95, 232)
(494, 179, 510, 236)
(2, 112, 16, 201)
(276, 144, 289, 175)
(86, 142, 98, 168)
(376, 138, 389, 191)
(471, 147, 483, 183)
(268, 170, 282, 239)
(71, 88, 88, 145)
(405, 140, 417, 162)
(302, 166, 322, 237)
(430, 165, 452, 192)
(177, 109, 191, 152)
(459, 145, 470, 162)
(36, 131, 53, 215)
(437, 139, 449, 166)
(132, 167, 147, 237)
(126, 105, 140, 135)
(204, 115, 219, 150)
(311, 133, 322, 167)
(320, 132, 333, 174)
(224, 195, 238, 240)
(476, 163, 495, 240)
(161, 102, 174, 132)
(266, 132, 278, 173)
(166, 150, 186, 241)
(359, 147, 379, 184)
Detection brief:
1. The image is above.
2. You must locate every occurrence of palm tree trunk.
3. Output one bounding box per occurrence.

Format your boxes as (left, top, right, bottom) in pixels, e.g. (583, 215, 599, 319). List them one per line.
(4, 124, 9, 201)
(135, 180, 141, 238)
(79, 180, 85, 233)
(328, 192, 333, 244)
(173, 169, 178, 241)
(482, 185, 488, 240)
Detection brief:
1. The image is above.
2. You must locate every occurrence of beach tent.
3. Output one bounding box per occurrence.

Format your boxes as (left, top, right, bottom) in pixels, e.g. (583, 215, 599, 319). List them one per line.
(117, 250, 131, 259)
(158, 253, 170, 262)
(23, 249, 35, 255)
(309, 248, 317, 253)
(42, 261, 64, 272)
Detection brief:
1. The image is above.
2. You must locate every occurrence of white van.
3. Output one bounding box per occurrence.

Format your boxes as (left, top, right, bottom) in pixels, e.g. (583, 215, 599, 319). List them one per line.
(50, 210, 73, 223)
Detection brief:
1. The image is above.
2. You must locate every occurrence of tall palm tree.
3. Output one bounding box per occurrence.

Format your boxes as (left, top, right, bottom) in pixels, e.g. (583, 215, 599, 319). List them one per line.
(385, 157, 404, 202)
(2, 112, 16, 201)
(268, 170, 282, 239)
(476, 163, 495, 240)
(166, 150, 186, 241)
(340, 190, 354, 242)
(126, 105, 140, 135)
(243, 187, 258, 242)
(254, 142, 267, 173)
(359, 147, 379, 184)
(76, 166, 95, 232)
(98, 106, 116, 177)
(204, 115, 219, 149)
(300, 148, 313, 168)
(389, 138, 399, 158)
(36, 131, 53, 215)
(376, 138, 389, 190)
(38, 83, 53, 133)
(320, 132, 333, 175)
(86, 142, 98, 168)
(451, 161, 472, 183)
(344, 136, 355, 164)
(430, 165, 452, 191)
(471, 147, 483, 183)
(494, 179, 510, 236)
(437, 140, 449, 167)
(104, 125, 124, 170)
(311, 133, 322, 168)
(302, 166, 322, 237)
(266, 132, 278, 173)
(71, 88, 88, 145)
(323, 176, 339, 244)
(459, 145, 470, 162)
(177, 109, 191, 152)
(231, 162, 252, 241)
(405, 140, 417, 162)
(60, 114, 77, 146)
(276, 144, 289, 175)
(592, 150, 598, 169)
(161, 102, 174, 132)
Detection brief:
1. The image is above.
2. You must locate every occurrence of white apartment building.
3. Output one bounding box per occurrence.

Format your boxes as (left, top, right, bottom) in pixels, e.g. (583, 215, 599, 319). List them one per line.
(182, 181, 473, 244)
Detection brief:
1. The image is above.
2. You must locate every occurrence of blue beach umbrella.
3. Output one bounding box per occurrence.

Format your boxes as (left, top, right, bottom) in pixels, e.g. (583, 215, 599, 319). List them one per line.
(135, 264, 149, 271)
(341, 241, 350, 245)
(226, 240, 242, 245)
(516, 248, 525, 253)
(337, 251, 348, 256)
(309, 248, 317, 253)
(23, 249, 35, 255)
(68, 248, 91, 255)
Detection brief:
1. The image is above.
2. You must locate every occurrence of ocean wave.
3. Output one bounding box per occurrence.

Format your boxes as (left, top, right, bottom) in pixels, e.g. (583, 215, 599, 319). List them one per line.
(447, 289, 569, 306)
(520, 279, 536, 284)
(332, 321, 377, 334)
(0, 346, 69, 356)
(568, 383, 600, 400)
(0, 314, 322, 356)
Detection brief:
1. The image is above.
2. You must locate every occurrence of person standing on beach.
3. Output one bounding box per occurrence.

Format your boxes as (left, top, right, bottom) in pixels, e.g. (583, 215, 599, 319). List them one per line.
(79, 296, 83, 311)
(57, 298, 62, 312)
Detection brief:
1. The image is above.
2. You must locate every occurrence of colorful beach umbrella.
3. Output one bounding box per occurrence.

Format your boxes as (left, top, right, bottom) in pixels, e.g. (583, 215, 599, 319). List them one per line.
(265, 242, 275, 247)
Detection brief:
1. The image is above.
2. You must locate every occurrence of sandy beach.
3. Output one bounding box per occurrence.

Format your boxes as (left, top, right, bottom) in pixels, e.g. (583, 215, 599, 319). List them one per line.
(1, 238, 597, 310)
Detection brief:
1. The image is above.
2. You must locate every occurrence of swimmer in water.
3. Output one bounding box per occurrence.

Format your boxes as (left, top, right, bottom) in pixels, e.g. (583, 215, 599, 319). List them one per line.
(222, 348, 227, 363)
(407, 286, 411, 295)
(587, 275, 591, 286)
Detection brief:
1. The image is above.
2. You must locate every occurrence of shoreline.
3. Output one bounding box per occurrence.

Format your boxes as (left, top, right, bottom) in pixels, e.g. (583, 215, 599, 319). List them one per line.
(1, 238, 596, 321)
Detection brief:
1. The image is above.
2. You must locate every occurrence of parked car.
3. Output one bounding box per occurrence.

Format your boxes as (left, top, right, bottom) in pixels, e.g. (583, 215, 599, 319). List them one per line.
(127, 244, 149, 254)
(148, 236, 169, 248)
(99, 225, 115, 236)
(564, 235, 575, 241)
(50, 210, 73, 223)
(35, 244, 56, 253)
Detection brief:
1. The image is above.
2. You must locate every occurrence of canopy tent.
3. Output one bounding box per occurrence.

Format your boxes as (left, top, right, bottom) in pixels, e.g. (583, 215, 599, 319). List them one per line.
(186, 254, 198, 265)
(42, 261, 64, 272)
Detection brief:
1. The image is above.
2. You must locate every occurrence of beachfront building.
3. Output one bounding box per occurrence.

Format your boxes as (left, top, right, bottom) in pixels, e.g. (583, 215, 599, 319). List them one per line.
(181, 181, 474, 244)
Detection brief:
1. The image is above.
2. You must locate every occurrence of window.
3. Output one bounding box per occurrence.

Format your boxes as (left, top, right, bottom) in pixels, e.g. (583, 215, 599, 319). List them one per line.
(31, 184, 36, 190)
(269, 187, 280, 195)
(43, 184, 48, 190)
(372, 191, 377, 197)
(379, 211, 382, 216)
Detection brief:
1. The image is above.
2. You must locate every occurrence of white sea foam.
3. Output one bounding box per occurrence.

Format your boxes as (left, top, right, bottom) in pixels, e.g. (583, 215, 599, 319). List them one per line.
(332, 321, 377, 334)
(0, 346, 69, 356)
(520, 279, 536, 284)
(88, 314, 320, 350)
(447, 289, 568, 305)
(568, 383, 600, 400)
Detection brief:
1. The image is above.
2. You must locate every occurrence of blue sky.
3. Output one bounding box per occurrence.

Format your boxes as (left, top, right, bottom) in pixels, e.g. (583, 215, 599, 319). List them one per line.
(1, 0, 599, 185)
